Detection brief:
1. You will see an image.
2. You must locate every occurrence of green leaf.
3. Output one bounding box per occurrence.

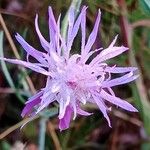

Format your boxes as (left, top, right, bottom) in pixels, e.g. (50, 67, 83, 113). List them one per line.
(0, 31, 15, 88)
(139, 0, 150, 15)
(1, 141, 11, 150)
(0, 31, 25, 103)
(61, 0, 82, 40)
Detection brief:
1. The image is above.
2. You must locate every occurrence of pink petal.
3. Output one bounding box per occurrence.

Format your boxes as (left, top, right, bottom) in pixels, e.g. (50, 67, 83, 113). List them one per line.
(26, 91, 43, 104)
(91, 46, 128, 65)
(67, 6, 75, 42)
(0, 58, 52, 76)
(56, 14, 61, 55)
(84, 9, 101, 55)
(59, 106, 72, 131)
(67, 7, 87, 57)
(48, 6, 57, 49)
(77, 106, 92, 116)
(100, 90, 138, 112)
(105, 66, 137, 73)
(21, 91, 43, 117)
(92, 93, 111, 127)
(81, 6, 87, 54)
(36, 93, 55, 114)
(15, 33, 47, 65)
(109, 35, 118, 48)
(58, 87, 71, 119)
(35, 15, 50, 51)
(102, 72, 139, 87)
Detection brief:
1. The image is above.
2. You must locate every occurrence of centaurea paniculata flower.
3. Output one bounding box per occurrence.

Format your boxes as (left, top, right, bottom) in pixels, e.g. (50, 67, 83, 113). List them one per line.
(1, 6, 138, 130)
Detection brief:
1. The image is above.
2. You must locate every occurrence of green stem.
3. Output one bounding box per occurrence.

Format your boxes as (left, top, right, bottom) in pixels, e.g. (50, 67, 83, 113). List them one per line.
(39, 118, 47, 150)
(38, 107, 58, 150)
(0, 31, 25, 103)
(61, 0, 82, 40)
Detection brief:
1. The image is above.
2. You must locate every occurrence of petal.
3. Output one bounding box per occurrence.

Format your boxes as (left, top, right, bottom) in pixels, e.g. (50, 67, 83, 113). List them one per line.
(21, 91, 42, 117)
(36, 93, 55, 114)
(50, 50, 63, 64)
(48, 6, 57, 49)
(70, 6, 87, 42)
(100, 90, 138, 112)
(81, 6, 87, 55)
(100, 46, 128, 61)
(82, 48, 102, 64)
(102, 72, 139, 87)
(67, 6, 87, 57)
(78, 91, 87, 104)
(107, 87, 115, 96)
(59, 106, 72, 131)
(72, 102, 77, 120)
(58, 96, 71, 119)
(56, 14, 61, 55)
(26, 91, 43, 104)
(109, 35, 118, 48)
(58, 86, 72, 119)
(105, 66, 137, 73)
(84, 9, 101, 55)
(0, 58, 52, 76)
(15, 33, 47, 65)
(92, 93, 111, 127)
(50, 81, 61, 93)
(77, 106, 92, 116)
(35, 14, 50, 51)
(67, 6, 75, 42)
(91, 46, 128, 65)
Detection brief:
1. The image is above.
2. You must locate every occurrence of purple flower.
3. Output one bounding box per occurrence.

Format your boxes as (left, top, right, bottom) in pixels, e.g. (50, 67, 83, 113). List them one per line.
(1, 6, 138, 130)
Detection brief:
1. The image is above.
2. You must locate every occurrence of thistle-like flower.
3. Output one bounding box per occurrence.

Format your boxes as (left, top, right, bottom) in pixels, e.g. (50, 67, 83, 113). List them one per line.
(1, 6, 138, 130)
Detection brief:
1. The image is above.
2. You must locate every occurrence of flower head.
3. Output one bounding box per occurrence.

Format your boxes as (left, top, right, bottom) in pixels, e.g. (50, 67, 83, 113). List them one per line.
(1, 6, 138, 130)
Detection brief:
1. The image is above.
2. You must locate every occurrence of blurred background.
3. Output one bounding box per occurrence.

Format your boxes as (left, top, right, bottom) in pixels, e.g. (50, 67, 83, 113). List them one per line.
(0, 0, 150, 149)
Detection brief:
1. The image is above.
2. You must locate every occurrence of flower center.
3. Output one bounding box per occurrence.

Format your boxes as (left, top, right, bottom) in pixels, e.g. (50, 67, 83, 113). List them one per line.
(66, 81, 77, 90)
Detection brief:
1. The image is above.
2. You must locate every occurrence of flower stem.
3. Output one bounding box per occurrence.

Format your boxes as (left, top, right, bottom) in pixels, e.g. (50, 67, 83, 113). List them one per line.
(0, 13, 36, 94)
(61, 0, 82, 40)
(39, 118, 47, 150)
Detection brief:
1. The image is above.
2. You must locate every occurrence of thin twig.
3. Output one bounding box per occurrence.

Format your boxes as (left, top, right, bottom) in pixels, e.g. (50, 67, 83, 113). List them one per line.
(0, 8, 32, 23)
(117, 1, 150, 142)
(0, 116, 39, 139)
(0, 107, 58, 139)
(0, 87, 29, 95)
(116, 0, 150, 112)
(84, 104, 142, 127)
(0, 13, 36, 94)
(113, 109, 142, 127)
(131, 20, 150, 28)
(47, 121, 62, 150)
(0, 14, 20, 58)
(0, 87, 16, 93)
